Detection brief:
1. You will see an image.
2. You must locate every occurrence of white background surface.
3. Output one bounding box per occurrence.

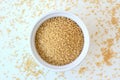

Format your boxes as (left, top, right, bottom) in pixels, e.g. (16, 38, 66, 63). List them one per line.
(0, 0, 120, 80)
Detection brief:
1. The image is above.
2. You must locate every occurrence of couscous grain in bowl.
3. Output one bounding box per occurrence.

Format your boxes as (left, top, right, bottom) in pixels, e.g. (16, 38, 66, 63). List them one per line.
(31, 11, 89, 71)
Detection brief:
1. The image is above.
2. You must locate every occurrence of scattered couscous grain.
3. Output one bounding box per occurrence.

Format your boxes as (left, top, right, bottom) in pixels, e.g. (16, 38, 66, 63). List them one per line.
(35, 16, 84, 65)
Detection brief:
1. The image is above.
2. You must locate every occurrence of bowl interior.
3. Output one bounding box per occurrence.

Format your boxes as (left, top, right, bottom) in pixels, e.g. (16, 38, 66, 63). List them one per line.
(31, 11, 89, 71)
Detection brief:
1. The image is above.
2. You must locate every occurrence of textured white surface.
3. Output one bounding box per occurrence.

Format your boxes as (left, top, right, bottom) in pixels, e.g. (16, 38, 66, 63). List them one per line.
(0, 0, 120, 80)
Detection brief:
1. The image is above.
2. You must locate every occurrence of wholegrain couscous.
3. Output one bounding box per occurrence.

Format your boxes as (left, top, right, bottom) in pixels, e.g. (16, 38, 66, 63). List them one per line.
(35, 16, 84, 66)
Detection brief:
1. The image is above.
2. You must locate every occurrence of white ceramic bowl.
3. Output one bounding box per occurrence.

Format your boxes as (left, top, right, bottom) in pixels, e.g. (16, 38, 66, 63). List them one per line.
(31, 11, 89, 71)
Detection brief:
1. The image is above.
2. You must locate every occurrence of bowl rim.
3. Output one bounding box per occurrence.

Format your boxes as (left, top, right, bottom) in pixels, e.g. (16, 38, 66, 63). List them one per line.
(30, 11, 89, 71)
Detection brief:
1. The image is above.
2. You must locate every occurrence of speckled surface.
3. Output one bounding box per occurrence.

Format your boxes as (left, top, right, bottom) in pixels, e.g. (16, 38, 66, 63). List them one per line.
(0, 0, 120, 80)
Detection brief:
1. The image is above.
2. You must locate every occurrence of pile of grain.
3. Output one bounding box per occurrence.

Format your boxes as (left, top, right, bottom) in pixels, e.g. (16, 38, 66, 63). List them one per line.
(35, 17, 84, 66)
